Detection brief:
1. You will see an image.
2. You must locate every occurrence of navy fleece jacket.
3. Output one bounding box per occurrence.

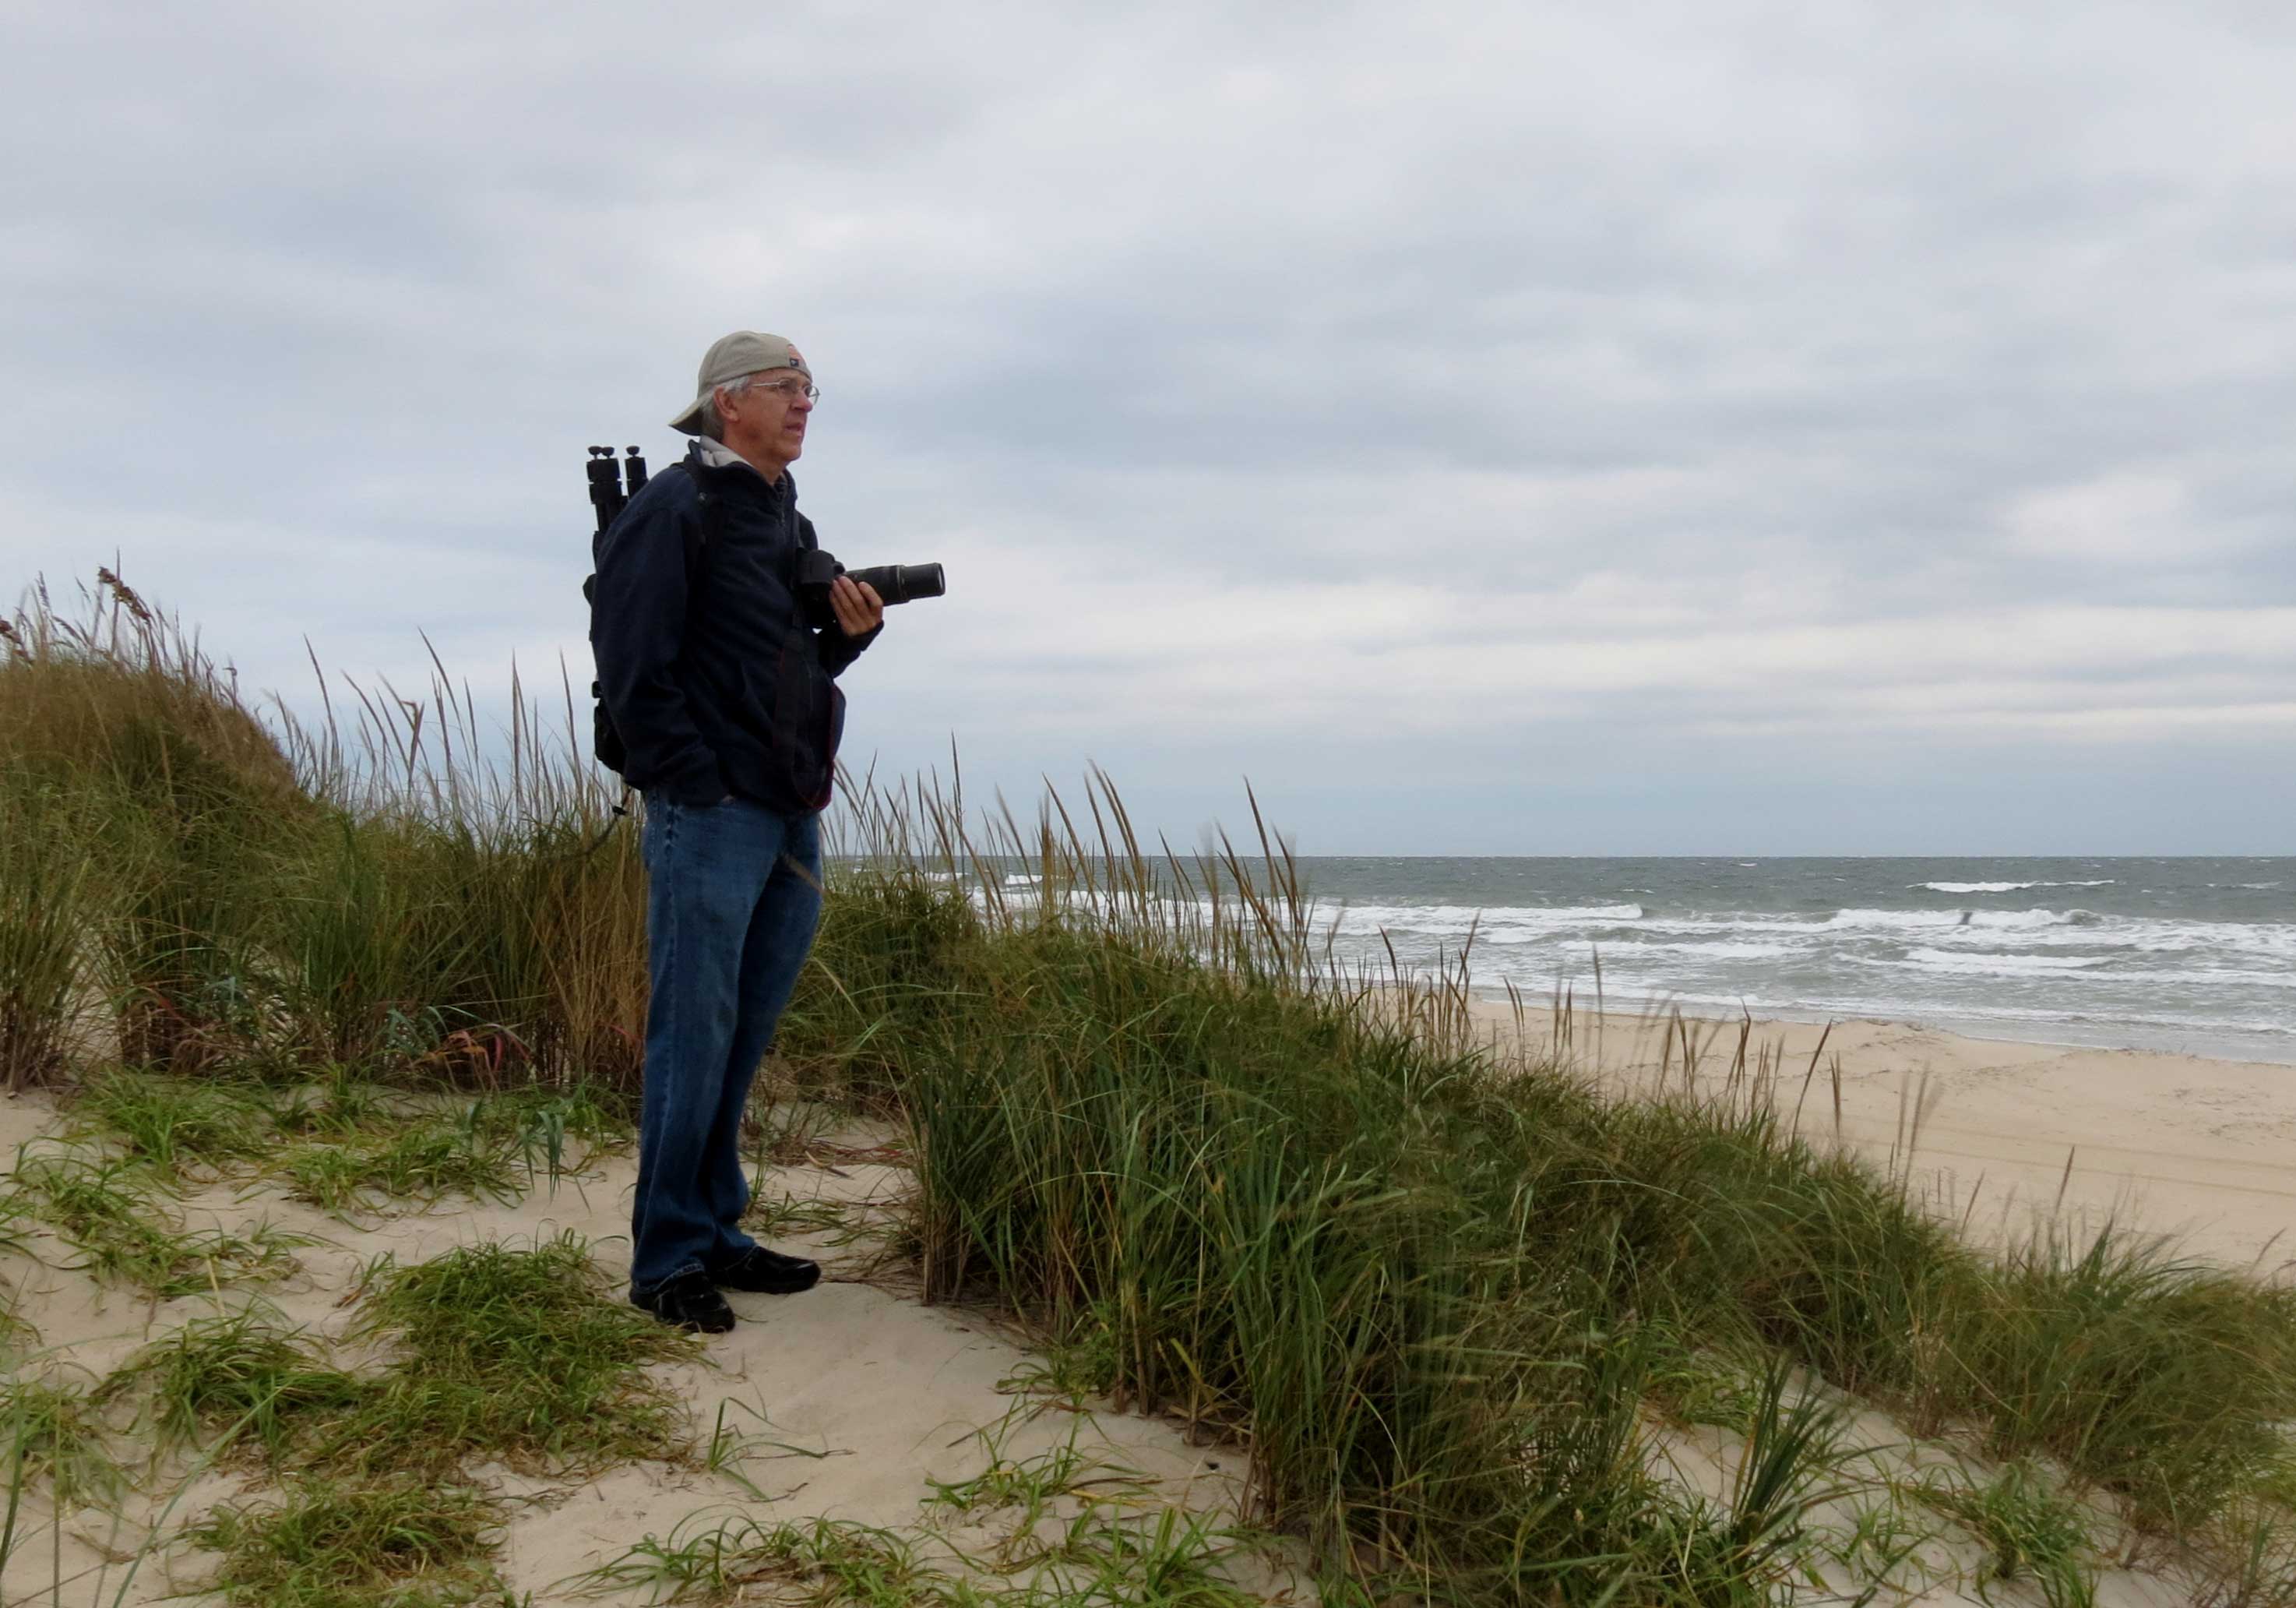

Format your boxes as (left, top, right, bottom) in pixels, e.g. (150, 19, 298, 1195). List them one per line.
(589, 439, 878, 809)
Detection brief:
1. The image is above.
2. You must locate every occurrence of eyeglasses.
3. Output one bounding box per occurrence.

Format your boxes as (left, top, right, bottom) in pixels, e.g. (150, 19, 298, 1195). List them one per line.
(744, 376, 820, 404)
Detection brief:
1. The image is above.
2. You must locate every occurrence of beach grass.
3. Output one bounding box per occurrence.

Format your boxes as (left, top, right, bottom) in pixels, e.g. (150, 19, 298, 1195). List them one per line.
(0, 1374, 125, 1511)
(65, 1061, 621, 1211)
(101, 1305, 368, 1464)
(90, 1234, 702, 1488)
(336, 1231, 699, 1478)
(185, 1476, 512, 1607)
(2, 1147, 311, 1296)
(1910, 1458, 2101, 1608)
(5, 570, 2294, 1603)
(569, 1503, 1266, 1607)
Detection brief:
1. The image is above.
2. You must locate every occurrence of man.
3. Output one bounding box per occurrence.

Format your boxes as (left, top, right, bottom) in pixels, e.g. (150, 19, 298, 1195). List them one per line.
(590, 330, 885, 1332)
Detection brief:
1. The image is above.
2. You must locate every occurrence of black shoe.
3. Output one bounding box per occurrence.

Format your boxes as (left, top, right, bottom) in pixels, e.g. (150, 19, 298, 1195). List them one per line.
(632, 1270, 735, 1333)
(710, 1245, 821, 1295)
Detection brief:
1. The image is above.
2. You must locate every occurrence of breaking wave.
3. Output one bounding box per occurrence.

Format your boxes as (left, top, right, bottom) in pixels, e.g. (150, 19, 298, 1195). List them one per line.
(1915, 880, 2116, 894)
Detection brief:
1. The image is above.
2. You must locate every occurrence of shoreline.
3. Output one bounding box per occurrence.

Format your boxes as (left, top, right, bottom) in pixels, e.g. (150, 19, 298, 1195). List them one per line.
(1463, 982, 2296, 1068)
(1465, 998, 2296, 1275)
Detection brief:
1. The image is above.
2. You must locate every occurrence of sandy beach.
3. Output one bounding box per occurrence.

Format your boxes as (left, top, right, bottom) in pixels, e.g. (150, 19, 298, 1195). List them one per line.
(1479, 1002, 2296, 1275)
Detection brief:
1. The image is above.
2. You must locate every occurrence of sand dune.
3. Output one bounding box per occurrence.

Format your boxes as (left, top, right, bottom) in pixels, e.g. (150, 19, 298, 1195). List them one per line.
(5, 1010, 2288, 1604)
(1490, 1003, 2296, 1273)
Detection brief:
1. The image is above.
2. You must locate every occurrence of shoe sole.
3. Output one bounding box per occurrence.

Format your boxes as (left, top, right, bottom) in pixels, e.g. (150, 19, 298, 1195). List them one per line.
(632, 1294, 737, 1333)
(714, 1275, 820, 1296)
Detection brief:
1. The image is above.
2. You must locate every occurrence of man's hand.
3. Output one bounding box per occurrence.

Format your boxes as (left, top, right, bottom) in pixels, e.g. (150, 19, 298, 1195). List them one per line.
(829, 574, 885, 637)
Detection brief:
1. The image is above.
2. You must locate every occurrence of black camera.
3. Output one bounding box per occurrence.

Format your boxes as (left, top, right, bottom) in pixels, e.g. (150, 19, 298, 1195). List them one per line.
(793, 550, 946, 630)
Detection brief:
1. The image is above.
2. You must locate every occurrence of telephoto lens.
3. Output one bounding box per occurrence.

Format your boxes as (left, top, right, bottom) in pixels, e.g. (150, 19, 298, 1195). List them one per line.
(794, 554, 947, 628)
(844, 563, 946, 606)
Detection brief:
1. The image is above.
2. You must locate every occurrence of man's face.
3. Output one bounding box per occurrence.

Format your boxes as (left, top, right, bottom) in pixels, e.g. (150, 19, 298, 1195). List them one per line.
(721, 367, 815, 472)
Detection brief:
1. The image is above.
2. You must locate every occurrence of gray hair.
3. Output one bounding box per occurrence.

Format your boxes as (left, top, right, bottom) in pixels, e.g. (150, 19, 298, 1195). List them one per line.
(696, 372, 770, 442)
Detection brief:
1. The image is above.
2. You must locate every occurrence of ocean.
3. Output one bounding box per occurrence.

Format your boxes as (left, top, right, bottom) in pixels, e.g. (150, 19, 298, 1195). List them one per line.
(1256, 857, 2295, 1065)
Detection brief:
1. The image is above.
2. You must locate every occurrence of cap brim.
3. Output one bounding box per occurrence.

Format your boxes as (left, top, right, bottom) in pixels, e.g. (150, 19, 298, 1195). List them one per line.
(668, 397, 707, 436)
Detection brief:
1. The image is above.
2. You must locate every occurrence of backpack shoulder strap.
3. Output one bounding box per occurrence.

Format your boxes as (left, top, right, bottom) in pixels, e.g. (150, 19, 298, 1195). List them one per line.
(669, 462, 728, 577)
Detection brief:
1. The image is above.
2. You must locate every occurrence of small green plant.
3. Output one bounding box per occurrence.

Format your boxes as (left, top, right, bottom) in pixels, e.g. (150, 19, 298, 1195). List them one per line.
(1828, 1484, 1948, 1599)
(748, 1094, 843, 1165)
(1914, 1458, 2101, 1608)
(701, 1395, 846, 1502)
(269, 1141, 369, 1211)
(0, 1194, 35, 1356)
(99, 1305, 367, 1462)
(69, 1063, 620, 1212)
(570, 1513, 927, 1605)
(1030, 1504, 1260, 1606)
(569, 1499, 1269, 1606)
(68, 1067, 275, 1174)
(1642, 1356, 1868, 1603)
(742, 1190, 857, 1240)
(335, 1232, 698, 1476)
(924, 1405, 1152, 1568)
(0, 1290, 29, 1359)
(997, 1305, 1122, 1405)
(0, 1374, 125, 1509)
(474, 1079, 632, 1192)
(5, 1148, 308, 1296)
(1719, 1359, 1865, 1579)
(93, 1238, 703, 1500)
(185, 1476, 511, 1607)
(275, 1122, 522, 1212)
(266, 1063, 396, 1136)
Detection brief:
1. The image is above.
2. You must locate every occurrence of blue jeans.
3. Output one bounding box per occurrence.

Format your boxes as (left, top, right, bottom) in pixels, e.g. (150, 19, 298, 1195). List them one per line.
(629, 795, 823, 1296)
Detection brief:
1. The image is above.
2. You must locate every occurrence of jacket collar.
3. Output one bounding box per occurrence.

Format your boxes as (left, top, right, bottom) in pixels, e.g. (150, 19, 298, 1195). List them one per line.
(688, 436, 794, 502)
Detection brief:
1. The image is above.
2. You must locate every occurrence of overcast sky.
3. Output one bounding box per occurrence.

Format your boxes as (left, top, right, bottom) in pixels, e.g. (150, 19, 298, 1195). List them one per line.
(5, 2, 2291, 854)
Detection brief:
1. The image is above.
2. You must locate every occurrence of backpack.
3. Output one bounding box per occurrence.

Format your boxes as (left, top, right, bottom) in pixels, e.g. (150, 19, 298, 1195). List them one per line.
(582, 463, 723, 779)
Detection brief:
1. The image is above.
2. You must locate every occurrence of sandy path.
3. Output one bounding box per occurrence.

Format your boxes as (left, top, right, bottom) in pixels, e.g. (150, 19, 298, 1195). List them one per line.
(0, 1093, 1266, 1606)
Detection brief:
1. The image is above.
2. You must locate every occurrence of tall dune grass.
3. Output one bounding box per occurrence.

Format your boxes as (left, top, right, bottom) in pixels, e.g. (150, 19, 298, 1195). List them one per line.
(4, 570, 2292, 1602)
(1, 573, 646, 1088)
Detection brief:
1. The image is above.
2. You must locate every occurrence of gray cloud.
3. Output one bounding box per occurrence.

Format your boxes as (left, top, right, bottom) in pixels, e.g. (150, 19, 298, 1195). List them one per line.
(4, 0, 2291, 852)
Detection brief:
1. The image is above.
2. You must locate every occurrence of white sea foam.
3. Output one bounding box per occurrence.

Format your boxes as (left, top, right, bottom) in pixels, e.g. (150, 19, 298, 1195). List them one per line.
(1887, 948, 2115, 977)
(2079, 965, 2296, 989)
(1822, 906, 2101, 933)
(1914, 880, 2116, 894)
(1579, 939, 1803, 962)
(1318, 902, 2292, 961)
(1326, 903, 1644, 936)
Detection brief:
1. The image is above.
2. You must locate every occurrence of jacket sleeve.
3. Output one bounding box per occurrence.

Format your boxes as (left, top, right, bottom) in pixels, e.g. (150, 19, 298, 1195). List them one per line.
(800, 513, 882, 677)
(590, 476, 727, 805)
(818, 619, 881, 676)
